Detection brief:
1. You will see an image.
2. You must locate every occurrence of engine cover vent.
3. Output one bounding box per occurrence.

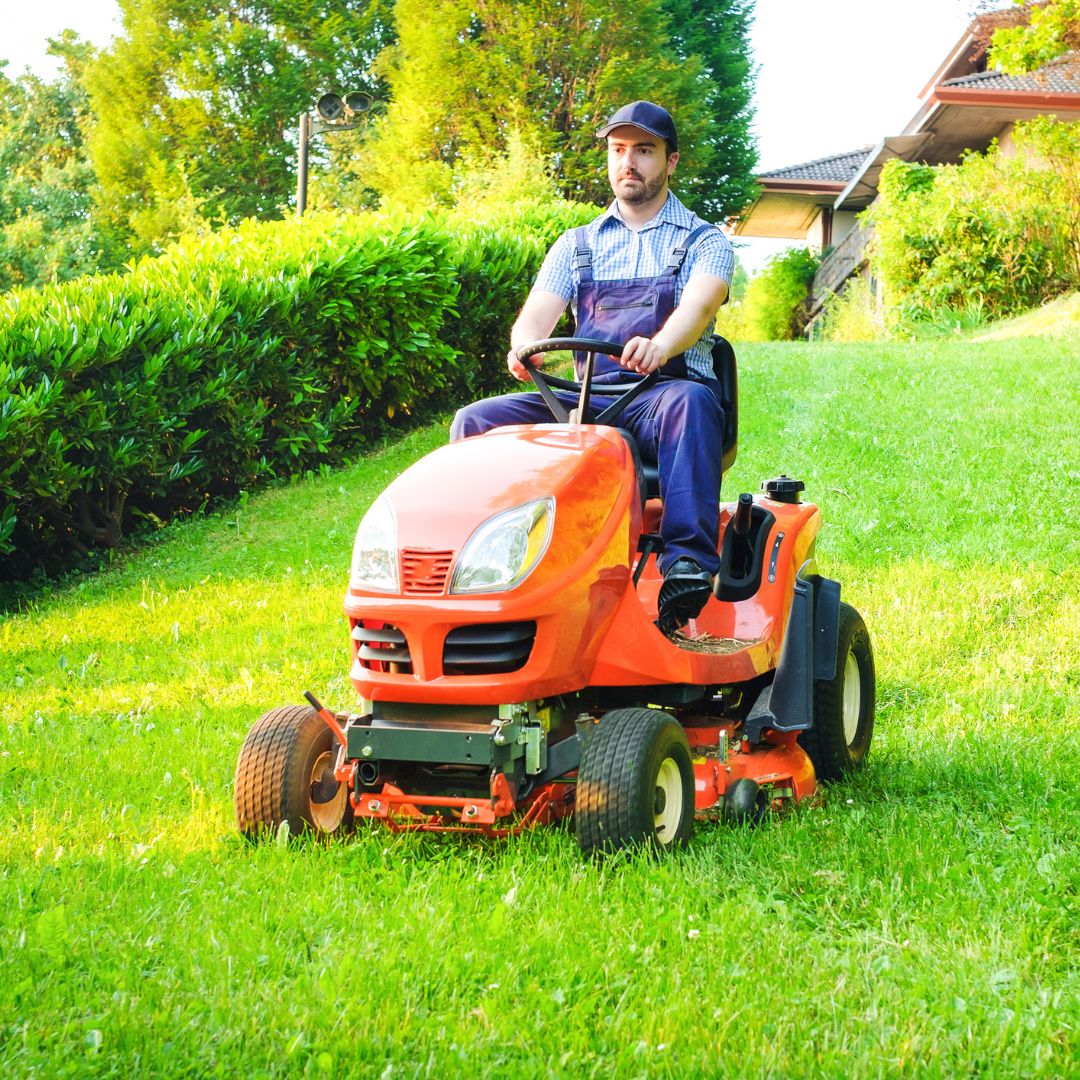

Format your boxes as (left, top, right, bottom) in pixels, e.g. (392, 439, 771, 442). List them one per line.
(443, 621, 537, 676)
(352, 622, 412, 674)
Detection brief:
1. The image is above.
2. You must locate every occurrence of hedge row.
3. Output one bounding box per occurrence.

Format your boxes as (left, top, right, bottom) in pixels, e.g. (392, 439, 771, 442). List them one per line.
(0, 200, 593, 582)
(870, 117, 1080, 327)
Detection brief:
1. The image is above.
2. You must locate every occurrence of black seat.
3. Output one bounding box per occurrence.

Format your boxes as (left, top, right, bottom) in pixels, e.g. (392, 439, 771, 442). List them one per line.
(640, 335, 738, 500)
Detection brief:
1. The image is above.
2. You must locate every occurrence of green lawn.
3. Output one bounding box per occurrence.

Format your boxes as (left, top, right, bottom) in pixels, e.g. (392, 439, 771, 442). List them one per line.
(2, 336, 1077, 1077)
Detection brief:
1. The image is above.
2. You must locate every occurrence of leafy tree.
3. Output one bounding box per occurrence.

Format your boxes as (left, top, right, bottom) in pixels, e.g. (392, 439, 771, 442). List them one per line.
(0, 34, 104, 290)
(659, 0, 758, 220)
(362, 0, 757, 220)
(84, 0, 392, 255)
(988, 1, 1080, 74)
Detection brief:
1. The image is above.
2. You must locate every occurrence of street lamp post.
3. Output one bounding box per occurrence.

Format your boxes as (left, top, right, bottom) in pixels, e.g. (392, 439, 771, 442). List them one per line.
(297, 111, 312, 215)
(296, 91, 373, 217)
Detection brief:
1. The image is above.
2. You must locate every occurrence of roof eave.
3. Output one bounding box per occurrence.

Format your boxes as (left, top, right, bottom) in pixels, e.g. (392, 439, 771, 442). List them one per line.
(833, 133, 932, 210)
(758, 179, 847, 195)
(931, 86, 1080, 109)
(918, 26, 979, 98)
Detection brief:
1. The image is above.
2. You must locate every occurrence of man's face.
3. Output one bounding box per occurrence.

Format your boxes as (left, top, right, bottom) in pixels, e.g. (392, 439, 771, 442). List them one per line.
(606, 126, 679, 206)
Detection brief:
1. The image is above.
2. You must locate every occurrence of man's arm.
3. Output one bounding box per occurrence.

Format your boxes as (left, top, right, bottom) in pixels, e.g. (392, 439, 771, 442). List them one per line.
(506, 289, 569, 381)
(619, 272, 730, 375)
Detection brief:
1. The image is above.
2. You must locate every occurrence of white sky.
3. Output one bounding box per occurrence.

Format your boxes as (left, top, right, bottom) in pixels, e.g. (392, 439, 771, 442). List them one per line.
(2, 0, 980, 272)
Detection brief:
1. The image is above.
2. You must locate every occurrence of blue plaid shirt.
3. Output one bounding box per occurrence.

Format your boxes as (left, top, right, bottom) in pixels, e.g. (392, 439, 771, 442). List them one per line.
(532, 192, 734, 378)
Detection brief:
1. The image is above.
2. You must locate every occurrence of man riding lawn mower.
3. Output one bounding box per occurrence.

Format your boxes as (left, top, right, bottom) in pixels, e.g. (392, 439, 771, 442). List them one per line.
(234, 102, 876, 854)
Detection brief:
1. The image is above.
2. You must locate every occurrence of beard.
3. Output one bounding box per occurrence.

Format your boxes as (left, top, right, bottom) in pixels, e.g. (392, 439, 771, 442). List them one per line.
(616, 171, 667, 205)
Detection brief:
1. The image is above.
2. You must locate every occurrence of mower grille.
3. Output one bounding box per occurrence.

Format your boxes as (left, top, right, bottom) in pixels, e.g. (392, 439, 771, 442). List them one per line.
(401, 548, 455, 595)
(352, 622, 413, 674)
(443, 621, 536, 676)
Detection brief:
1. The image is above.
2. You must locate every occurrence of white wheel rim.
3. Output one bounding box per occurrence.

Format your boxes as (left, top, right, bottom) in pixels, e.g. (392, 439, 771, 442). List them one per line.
(653, 757, 684, 844)
(842, 651, 862, 745)
(308, 750, 347, 832)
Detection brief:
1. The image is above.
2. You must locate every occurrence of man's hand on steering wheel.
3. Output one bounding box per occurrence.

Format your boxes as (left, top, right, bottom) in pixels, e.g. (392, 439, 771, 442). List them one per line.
(507, 346, 544, 382)
(619, 336, 668, 375)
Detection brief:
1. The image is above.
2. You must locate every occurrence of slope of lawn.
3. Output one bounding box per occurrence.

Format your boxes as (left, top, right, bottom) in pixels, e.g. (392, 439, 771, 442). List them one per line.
(972, 289, 1080, 341)
(1, 335, 1077, 1077)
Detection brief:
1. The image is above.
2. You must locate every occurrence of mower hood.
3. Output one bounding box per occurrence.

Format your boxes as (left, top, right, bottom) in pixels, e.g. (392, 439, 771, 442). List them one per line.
(364, 424, 641, 596)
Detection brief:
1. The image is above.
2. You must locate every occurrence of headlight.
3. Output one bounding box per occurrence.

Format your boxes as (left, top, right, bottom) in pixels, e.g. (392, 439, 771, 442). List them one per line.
(350, 495, 398, 592)
(450, 498, 554, 594)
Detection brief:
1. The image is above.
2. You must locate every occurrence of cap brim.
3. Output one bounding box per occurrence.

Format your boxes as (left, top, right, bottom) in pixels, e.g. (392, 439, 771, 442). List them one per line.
(595, 121, 672, 146)
(596, 120, 660, 140)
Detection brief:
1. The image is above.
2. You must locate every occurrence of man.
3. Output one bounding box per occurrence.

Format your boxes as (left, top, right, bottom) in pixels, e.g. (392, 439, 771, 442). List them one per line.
(451, 100, 733, 637)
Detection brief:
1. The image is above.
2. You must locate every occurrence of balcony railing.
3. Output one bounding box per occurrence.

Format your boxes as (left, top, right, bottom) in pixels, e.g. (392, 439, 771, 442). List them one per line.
(809, 224, 873, 316)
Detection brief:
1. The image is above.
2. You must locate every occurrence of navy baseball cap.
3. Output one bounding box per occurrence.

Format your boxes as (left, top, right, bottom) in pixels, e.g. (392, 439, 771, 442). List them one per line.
(595, 101, 678, 151)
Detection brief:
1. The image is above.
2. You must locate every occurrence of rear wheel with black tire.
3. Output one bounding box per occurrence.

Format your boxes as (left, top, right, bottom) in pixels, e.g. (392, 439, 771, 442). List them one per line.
(234, 704, 354, 840)
(576, 707, 695, 856)
(799, 602, 875, 781)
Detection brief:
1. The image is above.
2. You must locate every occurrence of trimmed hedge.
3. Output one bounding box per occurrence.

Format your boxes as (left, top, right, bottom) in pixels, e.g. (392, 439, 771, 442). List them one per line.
(0, 201, 593, 582)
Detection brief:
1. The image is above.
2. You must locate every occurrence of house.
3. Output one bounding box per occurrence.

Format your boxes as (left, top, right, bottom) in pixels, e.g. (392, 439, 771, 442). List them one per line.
(734, 13, 1080, 324)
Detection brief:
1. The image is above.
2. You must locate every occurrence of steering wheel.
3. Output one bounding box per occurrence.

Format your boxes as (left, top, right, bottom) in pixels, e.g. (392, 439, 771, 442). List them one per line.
(515, 337, 659, 425)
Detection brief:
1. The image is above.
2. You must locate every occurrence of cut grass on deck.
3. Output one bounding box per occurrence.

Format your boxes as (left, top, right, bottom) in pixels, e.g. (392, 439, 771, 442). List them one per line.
(2, 335, 1078, 1077)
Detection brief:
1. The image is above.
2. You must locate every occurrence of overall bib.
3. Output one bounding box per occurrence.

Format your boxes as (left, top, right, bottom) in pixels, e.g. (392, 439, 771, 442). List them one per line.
(450, 223, 726, 578)
(571, 224, 714, 380)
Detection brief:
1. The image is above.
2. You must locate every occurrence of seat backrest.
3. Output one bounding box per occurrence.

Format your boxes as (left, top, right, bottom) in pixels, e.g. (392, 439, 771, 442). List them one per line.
(712, 334, 738, 475)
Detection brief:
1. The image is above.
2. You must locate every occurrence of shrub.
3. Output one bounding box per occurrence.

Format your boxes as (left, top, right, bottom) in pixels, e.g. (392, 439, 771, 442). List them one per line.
(819, 277, 881, 343)
(0, 199, 595, 582)
(712, 300, 749, 343)
(870, 117, 1080, 329)
(738, 247, 820, 341)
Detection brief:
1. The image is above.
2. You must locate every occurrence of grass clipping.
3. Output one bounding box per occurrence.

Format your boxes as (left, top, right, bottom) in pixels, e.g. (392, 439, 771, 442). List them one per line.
(670, 629, 759, 654)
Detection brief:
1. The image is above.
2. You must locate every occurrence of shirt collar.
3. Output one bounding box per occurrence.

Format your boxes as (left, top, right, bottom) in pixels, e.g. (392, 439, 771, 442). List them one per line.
(597, 191, 694, 233)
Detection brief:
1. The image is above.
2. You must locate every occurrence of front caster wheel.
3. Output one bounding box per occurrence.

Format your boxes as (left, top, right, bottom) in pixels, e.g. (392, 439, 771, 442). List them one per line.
(234, 705, 354, 840)
(723, 777, 767, 824)
(799, 602, 875, 781)
(576, 708, 695, 856)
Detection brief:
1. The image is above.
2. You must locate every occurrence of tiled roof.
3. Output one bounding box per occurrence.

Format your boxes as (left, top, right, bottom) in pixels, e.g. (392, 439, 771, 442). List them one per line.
(942, 59, 1080, 95)
(759, 148, 872, 183)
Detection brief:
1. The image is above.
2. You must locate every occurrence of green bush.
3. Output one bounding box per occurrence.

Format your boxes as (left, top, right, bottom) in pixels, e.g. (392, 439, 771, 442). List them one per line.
(870, 117, 1080, 329)
(735, 247, 819, 341)
(441, 198, 593, 388)
(0, 199, 594, 582)
(819, 277, 881, 343)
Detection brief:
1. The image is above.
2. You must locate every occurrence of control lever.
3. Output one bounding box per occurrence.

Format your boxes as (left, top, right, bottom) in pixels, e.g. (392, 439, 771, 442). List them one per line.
(732, 492, 753, 537)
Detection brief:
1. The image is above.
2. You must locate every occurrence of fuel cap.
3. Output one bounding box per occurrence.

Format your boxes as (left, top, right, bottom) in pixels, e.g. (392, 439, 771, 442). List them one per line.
(763, 475, 804, 504)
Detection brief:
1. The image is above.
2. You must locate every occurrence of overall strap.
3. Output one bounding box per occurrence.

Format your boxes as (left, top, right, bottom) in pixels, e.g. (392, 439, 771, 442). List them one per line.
(666, 223, 717, 275)
(572, 226, 594, 283)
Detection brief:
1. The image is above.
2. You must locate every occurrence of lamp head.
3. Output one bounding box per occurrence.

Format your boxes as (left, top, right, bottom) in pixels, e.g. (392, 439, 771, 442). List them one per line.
(316, 93, 345, 123)
(343, 91, 372, 116)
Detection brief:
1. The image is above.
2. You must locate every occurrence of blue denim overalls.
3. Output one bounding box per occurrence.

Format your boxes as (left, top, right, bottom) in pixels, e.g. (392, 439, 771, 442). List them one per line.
(450, 223, 727, 576)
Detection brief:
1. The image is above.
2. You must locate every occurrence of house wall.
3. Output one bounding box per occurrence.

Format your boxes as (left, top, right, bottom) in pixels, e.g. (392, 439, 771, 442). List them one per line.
(806, 208, 861, 253)
(831, 210, 860, 249)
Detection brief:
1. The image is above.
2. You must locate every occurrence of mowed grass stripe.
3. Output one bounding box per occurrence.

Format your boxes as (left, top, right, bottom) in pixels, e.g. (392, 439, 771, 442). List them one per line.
(1, 337, 1077, 1077)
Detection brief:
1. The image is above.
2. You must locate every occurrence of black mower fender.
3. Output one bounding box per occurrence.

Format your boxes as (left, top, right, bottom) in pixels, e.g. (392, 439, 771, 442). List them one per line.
(743, 561, 841, 744)
(803, 563, 842, 682)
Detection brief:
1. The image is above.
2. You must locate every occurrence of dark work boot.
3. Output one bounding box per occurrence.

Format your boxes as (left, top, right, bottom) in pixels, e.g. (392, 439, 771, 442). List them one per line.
(657, 558, 713, 637)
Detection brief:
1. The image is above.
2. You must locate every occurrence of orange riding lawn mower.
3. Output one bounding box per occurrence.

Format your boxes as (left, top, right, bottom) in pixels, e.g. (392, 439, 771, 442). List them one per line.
(234, 338, 875, 855)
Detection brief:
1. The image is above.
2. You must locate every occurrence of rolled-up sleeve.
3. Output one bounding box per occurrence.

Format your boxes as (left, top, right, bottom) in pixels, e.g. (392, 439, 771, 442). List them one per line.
(531, 230, 575, 302)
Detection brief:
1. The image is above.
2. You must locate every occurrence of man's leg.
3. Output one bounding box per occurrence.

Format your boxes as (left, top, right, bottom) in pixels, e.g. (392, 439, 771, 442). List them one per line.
(623, 379, 726, 574)
(622, 379, 725, 633)
(450, 392, 571, 441)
